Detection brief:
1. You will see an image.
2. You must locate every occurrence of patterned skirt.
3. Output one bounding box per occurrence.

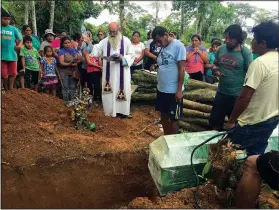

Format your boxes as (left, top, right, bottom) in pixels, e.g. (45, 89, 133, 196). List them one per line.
(42, 76, 58, 86)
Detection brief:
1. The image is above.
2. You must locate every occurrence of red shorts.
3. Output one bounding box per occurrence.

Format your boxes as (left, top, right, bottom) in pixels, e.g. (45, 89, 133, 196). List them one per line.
(1, 61, 17, 78)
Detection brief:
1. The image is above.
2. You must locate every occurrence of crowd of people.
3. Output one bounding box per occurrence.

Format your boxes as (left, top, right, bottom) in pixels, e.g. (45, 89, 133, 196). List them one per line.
(1, 8, 279, 208)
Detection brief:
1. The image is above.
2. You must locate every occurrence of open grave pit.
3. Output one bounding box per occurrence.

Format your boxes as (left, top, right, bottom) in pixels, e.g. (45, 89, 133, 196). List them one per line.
(1, 89, 161, 208)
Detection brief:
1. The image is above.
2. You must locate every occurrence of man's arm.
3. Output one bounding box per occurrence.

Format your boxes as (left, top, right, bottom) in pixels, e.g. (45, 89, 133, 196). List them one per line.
(177, 60, 185, 92)
(144, 48, 157, 60)
(15, 40, 23, 52)
(209, 52, 224, 76)
(144, 40, 157, 59)
(176, 43, 186, 101)
(226, 86, 255, 127)
(14, 28, 23, 52)
(175, 60, 185, 101)
(226, 59, 265, 129)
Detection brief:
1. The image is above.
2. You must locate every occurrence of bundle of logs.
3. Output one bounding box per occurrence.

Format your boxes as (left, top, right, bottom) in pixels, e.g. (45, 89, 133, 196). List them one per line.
(131, 70, 218, 132)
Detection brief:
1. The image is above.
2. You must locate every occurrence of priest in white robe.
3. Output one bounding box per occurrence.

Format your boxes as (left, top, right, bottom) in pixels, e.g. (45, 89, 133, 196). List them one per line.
(91, 22, 135, 118)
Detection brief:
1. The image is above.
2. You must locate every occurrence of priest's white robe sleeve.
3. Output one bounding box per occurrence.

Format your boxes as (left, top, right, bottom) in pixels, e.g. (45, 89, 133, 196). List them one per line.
(122, 38, 135, 67)
(90, 39, 104, 57)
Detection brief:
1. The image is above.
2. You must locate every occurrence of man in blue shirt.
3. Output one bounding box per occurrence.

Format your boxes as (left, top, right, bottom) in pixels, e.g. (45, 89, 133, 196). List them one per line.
(152, 26, 186, 135)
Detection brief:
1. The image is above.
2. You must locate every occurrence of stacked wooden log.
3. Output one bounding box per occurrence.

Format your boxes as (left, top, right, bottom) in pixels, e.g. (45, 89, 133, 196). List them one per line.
(131, 70, 218, 132)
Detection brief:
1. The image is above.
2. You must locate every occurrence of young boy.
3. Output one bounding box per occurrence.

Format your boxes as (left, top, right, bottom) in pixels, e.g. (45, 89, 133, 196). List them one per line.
(1, 8, 22, 91)
(20, 36, 41, 91)
(205, 39, 222, 84)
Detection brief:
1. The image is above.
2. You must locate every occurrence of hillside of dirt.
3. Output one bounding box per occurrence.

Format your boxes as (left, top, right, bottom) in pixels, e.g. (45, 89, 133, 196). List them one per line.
(1, 89, 162, 167)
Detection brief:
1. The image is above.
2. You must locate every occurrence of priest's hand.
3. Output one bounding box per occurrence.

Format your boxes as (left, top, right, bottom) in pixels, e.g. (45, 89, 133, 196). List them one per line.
(114, 56, 122, 63)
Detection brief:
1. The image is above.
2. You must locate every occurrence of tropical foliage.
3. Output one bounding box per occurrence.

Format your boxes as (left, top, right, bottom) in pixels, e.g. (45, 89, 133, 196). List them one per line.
(3, 0, 278, 46)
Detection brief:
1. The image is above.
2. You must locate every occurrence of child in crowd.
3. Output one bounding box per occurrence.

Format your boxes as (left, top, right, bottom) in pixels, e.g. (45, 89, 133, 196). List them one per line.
(84, 47, 102, 103)
(39, 29, 58, 58)
(20, 36, 41, 91)
(40, 46, 60, 96)
(1, 9, 22, 91)
(205, 38, 222, 84)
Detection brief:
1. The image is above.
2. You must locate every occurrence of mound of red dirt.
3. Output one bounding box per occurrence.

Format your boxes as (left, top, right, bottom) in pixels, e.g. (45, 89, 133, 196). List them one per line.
(2, 89, 162, 167)
(126, 184, 227, 209)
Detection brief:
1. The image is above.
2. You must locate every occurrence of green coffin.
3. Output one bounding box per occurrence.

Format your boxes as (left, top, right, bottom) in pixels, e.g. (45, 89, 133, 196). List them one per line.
(148, 127, 279, 196)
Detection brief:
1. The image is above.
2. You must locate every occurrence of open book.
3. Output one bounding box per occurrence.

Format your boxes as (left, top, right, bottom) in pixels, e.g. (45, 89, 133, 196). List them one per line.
(102, 53, 121, 61)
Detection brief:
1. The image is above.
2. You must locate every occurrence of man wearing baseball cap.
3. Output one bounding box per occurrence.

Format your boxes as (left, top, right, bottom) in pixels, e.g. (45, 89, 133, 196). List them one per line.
(39, 29, 57, 57)
(1, 7, 22, 91)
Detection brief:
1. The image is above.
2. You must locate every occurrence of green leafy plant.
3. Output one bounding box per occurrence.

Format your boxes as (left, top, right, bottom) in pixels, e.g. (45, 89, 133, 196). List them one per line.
(202, 161, 211, 177)
(68, 88, 95, 131)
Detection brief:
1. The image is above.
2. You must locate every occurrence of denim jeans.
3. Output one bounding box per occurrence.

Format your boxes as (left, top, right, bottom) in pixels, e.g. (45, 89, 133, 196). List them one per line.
(229, 115, 279, 156)
(60, 70, 77, 101)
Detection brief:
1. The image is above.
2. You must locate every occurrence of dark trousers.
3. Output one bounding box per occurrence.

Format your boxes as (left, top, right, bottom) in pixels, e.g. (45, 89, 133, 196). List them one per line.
(189, 71, 203, 81)
(87, 71, 102, 101)
(24, 69, 39, 88)
(79, 67, 87, 88)
(229, 115, 279, 156)
(209, 92, 238, 129)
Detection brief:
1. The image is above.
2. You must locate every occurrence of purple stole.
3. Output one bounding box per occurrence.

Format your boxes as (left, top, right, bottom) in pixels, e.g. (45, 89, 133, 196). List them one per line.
(103, 37, 126, 101)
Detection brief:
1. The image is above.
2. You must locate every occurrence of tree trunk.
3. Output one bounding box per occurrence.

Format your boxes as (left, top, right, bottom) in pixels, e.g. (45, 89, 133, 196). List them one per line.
(24, 1, 29, 24)
(49, 0, 55, 30)
(198, 20, 203, 36)
(195, 3, 199, 33)
(180, 7, 184, 36)
(119, 0, 125, 33)
(182, 108, 210, 119)
(183, 99, 212, 113)
(155, 1, 159, 25)
(31, 1, 37, 35)
(179, 121, 207, 132)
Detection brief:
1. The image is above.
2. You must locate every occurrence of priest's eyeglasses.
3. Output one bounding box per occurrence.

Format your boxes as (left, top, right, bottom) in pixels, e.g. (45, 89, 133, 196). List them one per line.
(109, 30, 118, 35)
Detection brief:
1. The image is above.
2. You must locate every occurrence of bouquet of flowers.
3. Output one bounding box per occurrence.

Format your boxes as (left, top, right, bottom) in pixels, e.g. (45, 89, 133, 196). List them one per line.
(67, 87, 96, 131)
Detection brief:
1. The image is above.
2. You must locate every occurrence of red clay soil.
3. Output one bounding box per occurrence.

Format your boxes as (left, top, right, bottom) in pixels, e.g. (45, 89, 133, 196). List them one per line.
(127, 184, 279, 209)
(126, 184, 228, 209)
(1, 89, 162, 167)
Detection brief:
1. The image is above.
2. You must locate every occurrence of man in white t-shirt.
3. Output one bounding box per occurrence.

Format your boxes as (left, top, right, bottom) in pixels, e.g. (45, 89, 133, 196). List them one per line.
(225, 21, 279, 208)
(225, 20, 279, 156)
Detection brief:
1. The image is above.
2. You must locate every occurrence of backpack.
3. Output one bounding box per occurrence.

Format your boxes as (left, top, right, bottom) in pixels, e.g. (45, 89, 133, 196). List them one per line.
(240, 45, 249, 72)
